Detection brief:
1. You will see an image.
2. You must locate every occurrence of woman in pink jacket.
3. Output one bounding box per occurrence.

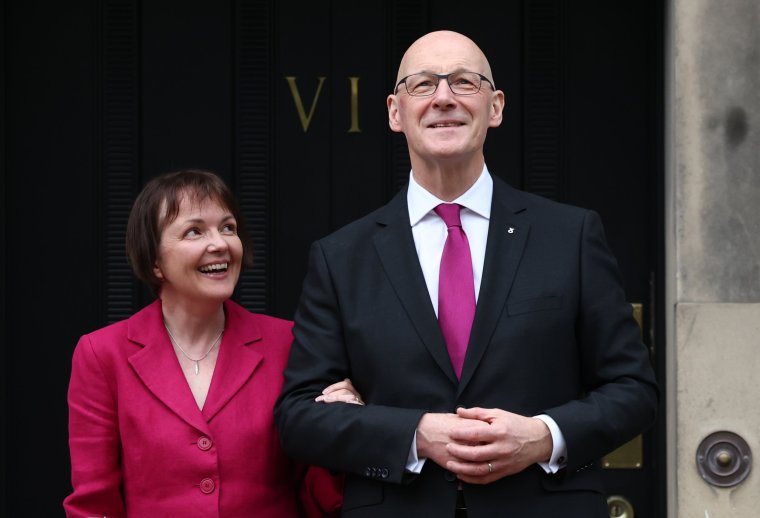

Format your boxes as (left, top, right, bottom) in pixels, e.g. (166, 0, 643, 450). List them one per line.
(64, 170, 359, 517)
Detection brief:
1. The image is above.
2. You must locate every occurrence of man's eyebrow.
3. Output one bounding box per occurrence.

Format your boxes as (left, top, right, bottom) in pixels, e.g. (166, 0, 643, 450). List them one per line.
(414, 67, 470, 74)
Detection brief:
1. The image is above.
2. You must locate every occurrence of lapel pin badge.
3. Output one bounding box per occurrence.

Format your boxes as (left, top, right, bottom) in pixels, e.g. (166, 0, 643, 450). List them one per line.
(507, 226, 516, 234)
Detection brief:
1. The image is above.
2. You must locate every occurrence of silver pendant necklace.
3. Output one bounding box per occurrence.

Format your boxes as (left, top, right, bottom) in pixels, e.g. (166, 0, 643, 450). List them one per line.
(164, 320, 224, 375)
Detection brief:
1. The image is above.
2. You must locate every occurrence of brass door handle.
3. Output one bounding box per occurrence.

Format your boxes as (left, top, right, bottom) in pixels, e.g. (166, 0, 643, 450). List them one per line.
(607, 495, 634, 518)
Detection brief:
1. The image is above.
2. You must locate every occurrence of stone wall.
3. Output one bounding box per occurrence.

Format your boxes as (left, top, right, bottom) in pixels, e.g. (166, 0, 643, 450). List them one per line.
(668, 0, 760, 515)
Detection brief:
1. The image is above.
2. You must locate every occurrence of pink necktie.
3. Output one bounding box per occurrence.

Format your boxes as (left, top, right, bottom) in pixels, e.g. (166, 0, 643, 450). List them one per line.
(434, 203, 475, 379)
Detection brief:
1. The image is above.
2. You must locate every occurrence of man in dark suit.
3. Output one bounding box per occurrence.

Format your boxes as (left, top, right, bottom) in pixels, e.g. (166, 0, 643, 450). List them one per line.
(275, 30, 658, 517)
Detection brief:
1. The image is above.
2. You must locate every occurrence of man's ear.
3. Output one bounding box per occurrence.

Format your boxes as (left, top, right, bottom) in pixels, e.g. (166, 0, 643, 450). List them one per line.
(387, 94, 403, 133)
(489, 90, 505, 128)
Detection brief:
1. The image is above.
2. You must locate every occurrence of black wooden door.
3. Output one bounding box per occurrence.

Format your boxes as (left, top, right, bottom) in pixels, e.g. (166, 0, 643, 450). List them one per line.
(3, 1, 664, 515)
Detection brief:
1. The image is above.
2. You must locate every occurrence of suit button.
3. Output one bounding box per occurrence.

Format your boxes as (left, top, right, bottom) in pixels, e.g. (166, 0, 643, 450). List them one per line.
(364, 467, 372, 477)
(380, 468, 389, 479)
(444, 471, 457, 482)
(199, 478, 215, 494)
(197, 436, 213, 451)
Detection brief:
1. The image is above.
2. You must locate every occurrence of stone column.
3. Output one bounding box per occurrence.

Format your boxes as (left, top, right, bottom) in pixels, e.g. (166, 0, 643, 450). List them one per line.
(667, 0, 760, 515)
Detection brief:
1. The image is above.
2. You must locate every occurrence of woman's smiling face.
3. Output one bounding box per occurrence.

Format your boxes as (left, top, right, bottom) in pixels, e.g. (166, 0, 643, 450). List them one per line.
(153, 193, 243, 306)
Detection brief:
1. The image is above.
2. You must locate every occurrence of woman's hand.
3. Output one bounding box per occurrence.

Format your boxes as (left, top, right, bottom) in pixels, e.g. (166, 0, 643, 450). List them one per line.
(315, 378, 364, 405)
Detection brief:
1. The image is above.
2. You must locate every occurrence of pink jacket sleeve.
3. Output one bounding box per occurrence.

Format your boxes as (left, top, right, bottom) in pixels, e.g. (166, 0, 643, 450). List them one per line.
(63, 335, 126, 517)
(297, 464, 344, 518)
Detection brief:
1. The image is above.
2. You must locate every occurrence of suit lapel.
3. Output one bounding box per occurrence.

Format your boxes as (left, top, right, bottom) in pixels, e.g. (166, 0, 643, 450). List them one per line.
(373, 189, 458, 384)
(127, 301, 211, 434)
(201, 300, 264, 422)
(458, 178, 530, 394)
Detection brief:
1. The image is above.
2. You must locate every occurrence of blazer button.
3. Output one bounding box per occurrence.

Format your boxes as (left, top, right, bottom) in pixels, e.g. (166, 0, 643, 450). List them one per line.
(197, 436, 213, 451)
(444, 471, 457, 482)
(364, 467, 372, 478)
(380, 468, 389, 479)
(199, 478, 215, 494)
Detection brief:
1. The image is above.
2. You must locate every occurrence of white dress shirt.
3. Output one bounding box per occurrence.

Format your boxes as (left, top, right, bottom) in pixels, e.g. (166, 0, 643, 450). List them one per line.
(405, 166, 567, 474)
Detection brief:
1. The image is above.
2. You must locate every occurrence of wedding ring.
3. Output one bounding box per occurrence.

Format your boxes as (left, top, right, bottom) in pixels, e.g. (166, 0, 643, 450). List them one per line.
(487, 462, 494, 473)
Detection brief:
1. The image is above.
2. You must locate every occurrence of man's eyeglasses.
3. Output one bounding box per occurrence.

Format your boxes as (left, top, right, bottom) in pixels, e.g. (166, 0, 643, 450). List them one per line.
(394, 71, 495, 97)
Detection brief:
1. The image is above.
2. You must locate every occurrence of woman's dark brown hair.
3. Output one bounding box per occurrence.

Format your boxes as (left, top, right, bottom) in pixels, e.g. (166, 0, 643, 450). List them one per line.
(126, 169, 254, 295)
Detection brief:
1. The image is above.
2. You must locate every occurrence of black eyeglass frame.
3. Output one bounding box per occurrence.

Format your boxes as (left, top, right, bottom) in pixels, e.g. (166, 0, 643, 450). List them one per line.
(394, 71, 495, 96)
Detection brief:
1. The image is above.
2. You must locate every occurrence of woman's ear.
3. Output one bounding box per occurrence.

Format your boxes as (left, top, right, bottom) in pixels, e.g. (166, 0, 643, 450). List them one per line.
(153, 262, 164, 280)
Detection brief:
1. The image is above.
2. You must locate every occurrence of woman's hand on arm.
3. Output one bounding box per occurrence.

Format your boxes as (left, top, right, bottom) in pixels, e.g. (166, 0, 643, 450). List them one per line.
(315, 378, 364, 405)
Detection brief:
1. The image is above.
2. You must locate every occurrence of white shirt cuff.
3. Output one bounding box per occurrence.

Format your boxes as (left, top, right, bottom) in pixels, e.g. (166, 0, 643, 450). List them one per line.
(534, 414, 567, 474)
(405, 430, 426, 473)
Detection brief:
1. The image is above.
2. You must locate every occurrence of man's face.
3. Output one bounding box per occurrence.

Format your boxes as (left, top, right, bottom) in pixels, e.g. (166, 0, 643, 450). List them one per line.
(387, 32, 505, 166)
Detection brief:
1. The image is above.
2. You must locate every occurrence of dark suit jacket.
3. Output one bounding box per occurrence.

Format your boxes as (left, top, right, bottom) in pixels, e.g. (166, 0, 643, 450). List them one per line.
(65, 299, 342, 518)
(275, 176, 658, 517)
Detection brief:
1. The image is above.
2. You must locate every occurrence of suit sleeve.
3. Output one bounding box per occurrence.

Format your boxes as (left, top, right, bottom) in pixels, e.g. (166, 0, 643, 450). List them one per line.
(275, 241, 425, 484)
(544, 210, 659, 471)
(63, 335, 126, 517)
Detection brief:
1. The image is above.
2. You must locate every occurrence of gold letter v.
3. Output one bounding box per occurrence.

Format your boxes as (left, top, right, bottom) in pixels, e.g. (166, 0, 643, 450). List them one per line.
(285, 76, 326, 132)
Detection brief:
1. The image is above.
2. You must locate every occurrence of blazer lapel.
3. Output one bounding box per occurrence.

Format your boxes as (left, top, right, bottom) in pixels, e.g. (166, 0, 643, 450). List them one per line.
(373, 189, 458, 384)
(458, 178, 530, 394)
(127, 301, 211, 434)
(201, 300, 264, 422)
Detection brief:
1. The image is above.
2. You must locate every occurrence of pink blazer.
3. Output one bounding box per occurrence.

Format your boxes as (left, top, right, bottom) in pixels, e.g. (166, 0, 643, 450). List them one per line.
(64, 299, 342, 517)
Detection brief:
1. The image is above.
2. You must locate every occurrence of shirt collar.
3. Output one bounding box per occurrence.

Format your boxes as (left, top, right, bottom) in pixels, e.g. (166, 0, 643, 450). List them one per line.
(407, 165, 493, 226)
